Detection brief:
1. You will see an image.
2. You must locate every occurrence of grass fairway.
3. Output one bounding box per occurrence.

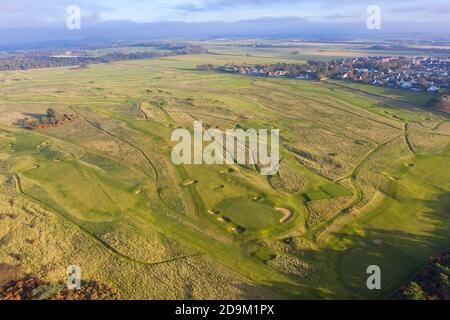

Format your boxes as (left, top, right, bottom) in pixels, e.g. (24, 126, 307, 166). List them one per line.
(304, 183, 353, 202)
(0, 48, 449, 299)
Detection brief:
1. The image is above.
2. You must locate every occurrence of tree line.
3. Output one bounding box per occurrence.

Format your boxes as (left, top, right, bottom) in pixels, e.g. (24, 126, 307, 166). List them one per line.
(0, 44, 207, 71)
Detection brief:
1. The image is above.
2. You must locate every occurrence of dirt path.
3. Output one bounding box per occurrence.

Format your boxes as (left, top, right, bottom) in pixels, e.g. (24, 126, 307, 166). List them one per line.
(256, 80, 404, 130)
(306, 133, 403, 241)
(323, 81, 424, 109)
(403, 123, 416, 155)
(137, 102, 149, 120)
(69, 106, 159, 180)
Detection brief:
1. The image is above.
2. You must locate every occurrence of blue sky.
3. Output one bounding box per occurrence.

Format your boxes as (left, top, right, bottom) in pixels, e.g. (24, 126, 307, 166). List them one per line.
(1, 0, 450, 28)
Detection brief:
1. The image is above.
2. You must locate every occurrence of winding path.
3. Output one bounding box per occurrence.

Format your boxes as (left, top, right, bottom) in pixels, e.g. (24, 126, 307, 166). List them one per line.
(7, 173, 201, 267)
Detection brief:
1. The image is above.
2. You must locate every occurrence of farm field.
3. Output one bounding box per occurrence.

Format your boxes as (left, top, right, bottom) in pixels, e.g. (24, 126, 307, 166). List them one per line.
(197, 39, 450, 61)
(0, 49, 449, 300)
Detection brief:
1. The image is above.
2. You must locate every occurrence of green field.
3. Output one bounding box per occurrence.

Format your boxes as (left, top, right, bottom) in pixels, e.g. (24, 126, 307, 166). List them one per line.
(197, 39, 450, 62)
(0, 47, 449, 300)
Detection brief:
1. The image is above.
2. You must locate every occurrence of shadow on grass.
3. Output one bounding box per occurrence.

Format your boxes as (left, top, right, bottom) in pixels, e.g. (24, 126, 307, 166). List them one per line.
(322, 191, 450, 299)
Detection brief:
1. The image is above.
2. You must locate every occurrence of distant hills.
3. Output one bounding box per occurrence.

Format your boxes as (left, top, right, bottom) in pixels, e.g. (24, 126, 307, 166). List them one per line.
(0, 18, 449, 49)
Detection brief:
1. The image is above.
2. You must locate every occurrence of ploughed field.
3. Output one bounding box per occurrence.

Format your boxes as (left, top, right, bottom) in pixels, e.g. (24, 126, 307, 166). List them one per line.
(0, 52, 449, 299)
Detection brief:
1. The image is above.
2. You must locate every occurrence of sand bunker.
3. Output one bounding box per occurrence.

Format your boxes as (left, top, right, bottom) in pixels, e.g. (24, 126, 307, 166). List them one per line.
(208, 210, 219, 216)
(232, 226, 246, 235)
(276, 208, 293, 224)
(217, 216, 231, 223)
(373, 239, 384, 246)
(182, 180, 198, 186)
(35, 142, 50, 149)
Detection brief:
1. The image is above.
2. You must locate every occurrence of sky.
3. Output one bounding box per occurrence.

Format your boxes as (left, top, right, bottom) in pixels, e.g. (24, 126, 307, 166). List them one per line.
(106, 0, 450, 24)
(0, 0, 449, 44)
(1, 0, 449, 27)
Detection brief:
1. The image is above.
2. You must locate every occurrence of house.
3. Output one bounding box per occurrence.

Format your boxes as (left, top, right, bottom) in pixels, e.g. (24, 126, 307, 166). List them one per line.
(401, 82, 413, 89)
(427, 86, 439, 94)
(297, 73, 310, 80)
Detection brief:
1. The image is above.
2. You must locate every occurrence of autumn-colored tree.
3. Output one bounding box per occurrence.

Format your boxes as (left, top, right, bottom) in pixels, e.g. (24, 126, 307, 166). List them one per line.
(402, 282, 426, 300)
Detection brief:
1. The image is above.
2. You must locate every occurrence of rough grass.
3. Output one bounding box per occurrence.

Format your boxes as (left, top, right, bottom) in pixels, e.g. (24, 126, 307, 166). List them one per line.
(307, 196, 353, 228)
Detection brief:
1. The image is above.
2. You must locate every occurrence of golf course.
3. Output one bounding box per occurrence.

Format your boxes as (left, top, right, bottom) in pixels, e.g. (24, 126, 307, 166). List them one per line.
(0, 49, 449, 300)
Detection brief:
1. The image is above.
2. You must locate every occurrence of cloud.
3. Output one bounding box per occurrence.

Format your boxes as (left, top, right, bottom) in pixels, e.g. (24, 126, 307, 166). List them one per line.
(323, 14, 360, 20)
(172, 3, 207, 12)
(173, 0, 313, 12)
(390, 4, 450, 15)
(171, 0, 414, 12)
(0, 0, 110, 28)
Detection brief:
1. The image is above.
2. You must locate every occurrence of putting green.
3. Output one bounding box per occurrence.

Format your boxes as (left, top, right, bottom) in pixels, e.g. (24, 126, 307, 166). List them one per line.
(217, 197, 281, 230)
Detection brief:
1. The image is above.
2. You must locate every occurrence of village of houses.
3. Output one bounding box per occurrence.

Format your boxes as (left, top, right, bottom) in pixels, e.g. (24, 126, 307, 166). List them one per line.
(213, 56, 450, 95)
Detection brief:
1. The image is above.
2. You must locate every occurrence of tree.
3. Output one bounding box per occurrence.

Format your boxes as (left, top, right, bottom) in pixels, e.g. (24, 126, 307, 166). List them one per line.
(402, 282, 426, 300)
(46, 108, 57, 123)
(437, 273, 449, 299)
(417, 78, 429, 90)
